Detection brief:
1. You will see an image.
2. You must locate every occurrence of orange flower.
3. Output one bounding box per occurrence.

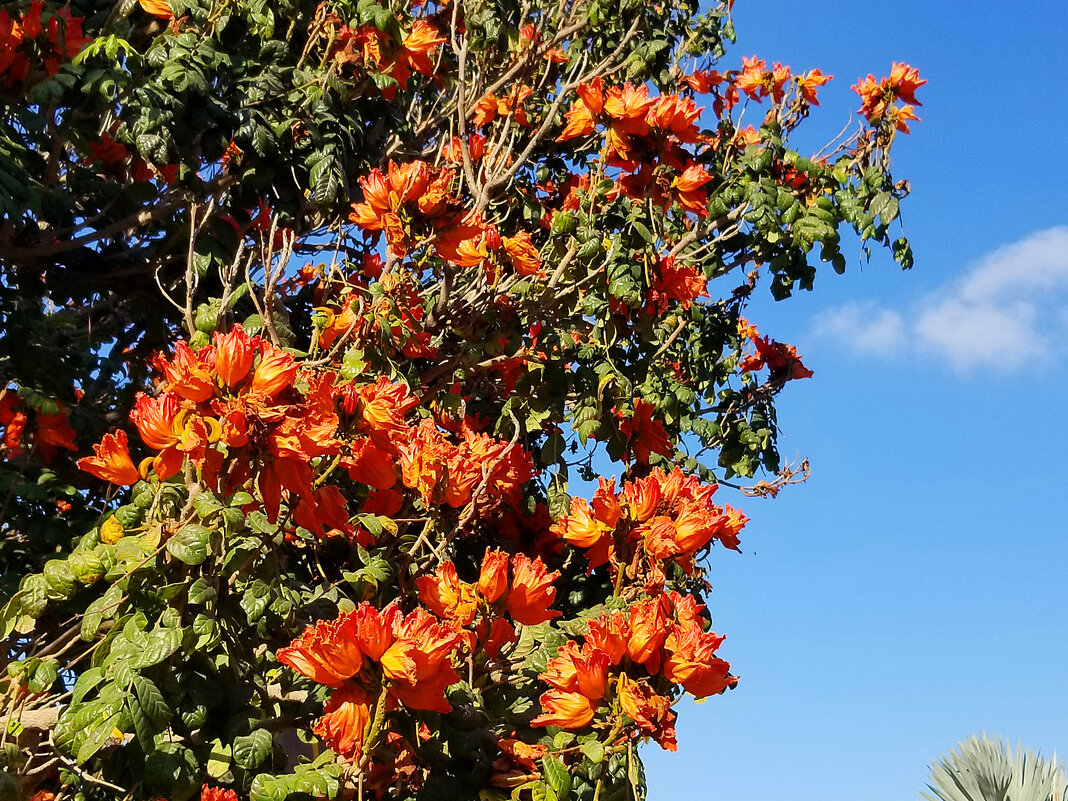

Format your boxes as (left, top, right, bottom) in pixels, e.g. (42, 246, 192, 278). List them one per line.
(797, 68, 832, 105)
(478, 548, 509, 603)
(889, 104, 921, 134)
(506, 553, 560, 625)
(251, 344, 297, 398)
(346, 437, 397, 490)
(736, 56, 790, 103)
(851, 63, 925, 124)
(585, 610, 629, 664)
(557, 77, 604, 140)
(77, 430, 140, 485)
(398, 20, 446, 79)
(626, 594, 671, 665)
(662, 621, 735, 698)
(551, 477, 620, 568)
(137, 0, 173, 18)
(200, 786, 238, 801)
(739, 333, 813, 380)
(603, 84, 655, 134)
(735, 56, 767, 100)
(647, 94, 702, 141)
(471, 86, 533, 128)
(214, 326, 255, 388)
(277, 611, 365, 686)
(616, 674, 678, 751)
(442, 224, 543, 280)
(348, 161, 443, 256)
(501, 231, 542, 277)
(889, 62, 926, 105)
(313, 684, 373, 760)
(35, 408, 77, 463)
(540, 641, 611, 700)
(160, 341, 214, 402)
(397, 418, 450, 505)
(647, 255, 708, 314)
(130, 391, 180, 451)
(344, 376, 418, 451)
(45, 8, 89, 66)
(388, 607, 462, 712)
(619, 399, 673, 465)
(672, 164, 713, 214)
(350, 603, 418, 682)
(442, 134, 486, 163)
(480, 616, 517, 661)
(623, 474, 661, 522)
(416, 561, 479, 626)
(530, 689, 597, 729)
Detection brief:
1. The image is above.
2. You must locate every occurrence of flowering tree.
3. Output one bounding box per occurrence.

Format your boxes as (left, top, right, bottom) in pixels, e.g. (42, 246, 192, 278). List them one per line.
(0, 0, 922, 798)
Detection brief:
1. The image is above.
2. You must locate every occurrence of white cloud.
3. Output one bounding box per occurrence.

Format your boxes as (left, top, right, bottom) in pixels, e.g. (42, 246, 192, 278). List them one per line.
(810, 226, 1068, 374)
(812, 303, 907, 354)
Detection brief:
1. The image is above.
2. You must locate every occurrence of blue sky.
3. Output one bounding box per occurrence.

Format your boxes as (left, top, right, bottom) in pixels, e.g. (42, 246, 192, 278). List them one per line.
(643, 2, 1068, 799)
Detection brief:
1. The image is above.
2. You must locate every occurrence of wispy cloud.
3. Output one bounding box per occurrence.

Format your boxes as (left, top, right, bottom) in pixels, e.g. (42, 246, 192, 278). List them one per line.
(810, 227, 1068, 373)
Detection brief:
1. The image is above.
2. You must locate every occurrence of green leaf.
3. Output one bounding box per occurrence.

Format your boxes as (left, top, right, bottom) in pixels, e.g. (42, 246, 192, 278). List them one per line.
(43, 558, 76, 598)
(540, 433, 565, 465)
(166, 524, 212, 565)
(869, 191, 899, 223)
(580, 739, 605, 764)
(81, 583, 123, 641)
(76, 713, 122, 763)
(188, 577, 216, 605)
(228, 491, 254, 507)
(131, 626, 182, 669)
(69, 549, 105, 584)
(72, 667, 107, 703)
(541, 755, 571, 801)
(192, 492, 224, 519)
(206, 740, 232, 780)
(239, 579, 271, 624)
(233, 728, 273, 770)
(131, 674, 171, 728)
(144, 743, 200, 801)
(28, 659, 58, 693)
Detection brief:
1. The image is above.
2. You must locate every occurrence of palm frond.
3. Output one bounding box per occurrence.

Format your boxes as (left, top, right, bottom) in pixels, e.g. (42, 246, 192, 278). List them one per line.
(922, 734, 1066, 801)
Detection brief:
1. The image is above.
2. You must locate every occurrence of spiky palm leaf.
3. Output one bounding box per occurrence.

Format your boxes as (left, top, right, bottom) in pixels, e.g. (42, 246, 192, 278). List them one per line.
(922, 734, 1067, 801)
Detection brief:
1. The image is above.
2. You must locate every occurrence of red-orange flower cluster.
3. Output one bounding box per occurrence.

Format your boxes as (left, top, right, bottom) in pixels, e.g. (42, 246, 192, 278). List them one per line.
(532, 590, 734, 750)
(559, 78, 720, 215)
(552, 466, 747, 575)
(0, 391, 77, 465)
(396, 419, 534, 512)
(349, 160, 543, 280)
(851, 63, 925, 133)
(0, 2, 89, 88)
(737, 317, 814, 381)
(417, 548, 561, 629)
(278, 602, 462, 759)
(332, 19, 446, 99)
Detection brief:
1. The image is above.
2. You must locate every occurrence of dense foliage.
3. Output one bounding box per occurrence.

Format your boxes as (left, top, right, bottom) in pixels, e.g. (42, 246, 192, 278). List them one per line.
(0, 0, 921, 798)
